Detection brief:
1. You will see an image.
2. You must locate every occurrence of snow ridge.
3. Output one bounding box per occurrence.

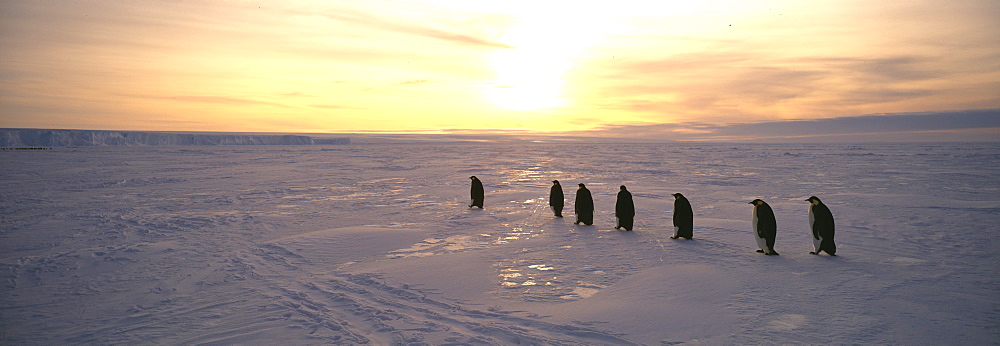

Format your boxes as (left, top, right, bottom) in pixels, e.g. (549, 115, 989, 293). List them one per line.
(0, 129, 349, 146)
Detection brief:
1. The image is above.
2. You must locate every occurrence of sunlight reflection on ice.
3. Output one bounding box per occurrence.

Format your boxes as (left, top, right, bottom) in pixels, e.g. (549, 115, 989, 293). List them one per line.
(389, 228, 541, 259)
(499, 271, 522, 279)
(493, 227, 537, 245)
(498, 260, 561, 290)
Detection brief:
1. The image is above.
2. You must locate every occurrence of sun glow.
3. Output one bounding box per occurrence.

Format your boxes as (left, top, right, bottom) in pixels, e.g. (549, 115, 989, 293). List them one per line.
(485, 4, 614, 111)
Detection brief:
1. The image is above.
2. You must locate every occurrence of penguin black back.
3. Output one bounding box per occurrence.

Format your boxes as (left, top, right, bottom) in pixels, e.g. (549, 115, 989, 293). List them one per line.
(749, 199, 776, 236)
(749, 199, 778, 255)
(469, 176, 484, 208)
(671, 193, 694, 239)
(807, 196, 836, 255)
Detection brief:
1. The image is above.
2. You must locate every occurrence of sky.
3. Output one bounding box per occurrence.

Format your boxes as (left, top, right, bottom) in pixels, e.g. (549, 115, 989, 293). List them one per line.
(1, 0, 999, 140)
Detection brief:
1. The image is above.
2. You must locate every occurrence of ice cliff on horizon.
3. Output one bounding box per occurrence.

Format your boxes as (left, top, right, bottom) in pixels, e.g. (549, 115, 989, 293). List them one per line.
(0, 129, 349, 146)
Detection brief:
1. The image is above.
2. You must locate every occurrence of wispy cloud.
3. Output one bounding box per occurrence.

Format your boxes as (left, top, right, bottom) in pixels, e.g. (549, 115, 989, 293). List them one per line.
(303, 8, 511, 49)
(158, 95, 290, 108)
(582, 52, 976, 123)
(310, 104, 359, 110)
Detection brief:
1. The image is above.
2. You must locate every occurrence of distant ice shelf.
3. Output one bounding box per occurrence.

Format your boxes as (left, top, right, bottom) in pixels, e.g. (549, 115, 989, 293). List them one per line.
(1, 129, 350, 146)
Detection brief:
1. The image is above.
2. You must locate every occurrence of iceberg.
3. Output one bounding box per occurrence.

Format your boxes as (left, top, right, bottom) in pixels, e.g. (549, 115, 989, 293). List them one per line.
(0, 129, 349, 146)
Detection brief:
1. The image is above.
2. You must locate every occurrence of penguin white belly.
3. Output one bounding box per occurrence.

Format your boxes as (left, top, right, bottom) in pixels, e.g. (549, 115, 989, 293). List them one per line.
(752, 208, 768, 251)
(754, 233, 768, 251)
(808, 206, 821, 252)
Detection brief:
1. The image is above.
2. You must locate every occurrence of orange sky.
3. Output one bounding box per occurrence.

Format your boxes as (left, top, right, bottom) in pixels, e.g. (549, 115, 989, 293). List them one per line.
(1, 0, 998, 134)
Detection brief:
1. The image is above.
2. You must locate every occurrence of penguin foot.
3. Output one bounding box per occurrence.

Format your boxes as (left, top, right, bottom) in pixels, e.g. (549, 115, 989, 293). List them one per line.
(756, 250, 765, 253)
(810, 252, 817, 255)
(670, 236, 678, 239)
(615, 226, 620, 230)
(574, 221, 580, 225)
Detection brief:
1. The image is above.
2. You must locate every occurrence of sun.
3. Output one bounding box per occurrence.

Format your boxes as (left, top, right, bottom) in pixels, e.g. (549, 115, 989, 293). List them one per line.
(485, 43, 568, 111)
(484, 4, 613, 111)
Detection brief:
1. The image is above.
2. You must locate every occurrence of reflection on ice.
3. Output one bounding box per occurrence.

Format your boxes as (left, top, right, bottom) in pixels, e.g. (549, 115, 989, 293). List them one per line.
(499, 270, 522, 279)
(387, 234, 493, 258)
(515, 167, 543, 182)
(498, 260, 560, 290)
(492, 227, 539, 245)
(388, 227, 543, 259)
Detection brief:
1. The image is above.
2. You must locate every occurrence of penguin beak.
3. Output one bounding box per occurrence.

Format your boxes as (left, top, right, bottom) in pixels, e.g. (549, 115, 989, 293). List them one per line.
(747, 201, 754, 204)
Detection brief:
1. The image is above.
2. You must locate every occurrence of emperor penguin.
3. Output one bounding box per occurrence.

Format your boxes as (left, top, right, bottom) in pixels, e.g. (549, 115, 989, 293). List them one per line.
(574, 183, 594, 226)
(469, 176, 484, 208)
(615, 185, 635, 231)
(670, 193, 693, 239)
(748, 199, 779, 255)
(549, 180, 564, 217)
(806, 196, 837, 256)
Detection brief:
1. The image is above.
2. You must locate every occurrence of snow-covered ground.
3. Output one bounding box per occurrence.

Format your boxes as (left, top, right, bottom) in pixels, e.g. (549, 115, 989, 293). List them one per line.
(2, 143, 998, 344)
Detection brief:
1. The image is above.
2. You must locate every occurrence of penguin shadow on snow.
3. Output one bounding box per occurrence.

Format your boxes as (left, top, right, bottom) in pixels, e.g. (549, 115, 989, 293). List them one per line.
(603, 224, 643, 239)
